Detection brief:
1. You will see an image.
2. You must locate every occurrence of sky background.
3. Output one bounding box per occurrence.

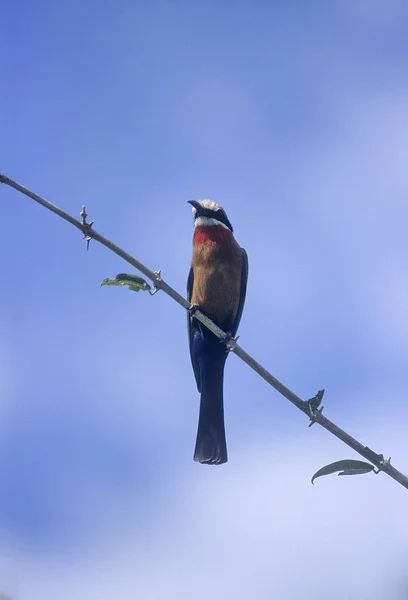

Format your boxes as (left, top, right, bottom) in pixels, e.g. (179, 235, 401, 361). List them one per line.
(1, 0, 408, 598)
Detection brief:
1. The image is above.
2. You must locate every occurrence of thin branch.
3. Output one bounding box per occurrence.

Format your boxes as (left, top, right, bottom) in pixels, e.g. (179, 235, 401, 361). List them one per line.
(2, 171, 407, 489)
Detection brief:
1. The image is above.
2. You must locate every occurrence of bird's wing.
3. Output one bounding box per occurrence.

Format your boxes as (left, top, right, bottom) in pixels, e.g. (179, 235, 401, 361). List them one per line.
(231, 248, 249, 338)
(187, 266, 201, 391)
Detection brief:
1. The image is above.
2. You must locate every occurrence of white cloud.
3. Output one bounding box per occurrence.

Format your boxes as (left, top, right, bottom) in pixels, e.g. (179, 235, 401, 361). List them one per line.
(4, 412, 407, 600)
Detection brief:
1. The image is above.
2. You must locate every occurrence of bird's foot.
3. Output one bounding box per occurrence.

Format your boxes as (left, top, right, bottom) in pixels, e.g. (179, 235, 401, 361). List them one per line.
(189, 303, 200, 316)
(220, 331, 239, 351)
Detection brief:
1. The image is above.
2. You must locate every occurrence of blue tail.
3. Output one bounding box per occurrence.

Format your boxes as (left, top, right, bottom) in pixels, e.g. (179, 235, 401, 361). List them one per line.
(193, 334, 228, 465)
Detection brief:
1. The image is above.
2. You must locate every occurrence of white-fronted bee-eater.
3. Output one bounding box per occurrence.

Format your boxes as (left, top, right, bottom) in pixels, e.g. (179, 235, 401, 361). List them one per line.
(187, 200, 248, 465)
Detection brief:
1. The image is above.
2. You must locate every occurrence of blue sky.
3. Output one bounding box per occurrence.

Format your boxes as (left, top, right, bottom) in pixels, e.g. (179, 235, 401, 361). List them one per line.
(2, 0, 408, 598)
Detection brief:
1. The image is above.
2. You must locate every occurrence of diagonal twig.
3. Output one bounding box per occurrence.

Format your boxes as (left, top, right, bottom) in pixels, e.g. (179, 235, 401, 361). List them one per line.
(1, 171, 407, 489)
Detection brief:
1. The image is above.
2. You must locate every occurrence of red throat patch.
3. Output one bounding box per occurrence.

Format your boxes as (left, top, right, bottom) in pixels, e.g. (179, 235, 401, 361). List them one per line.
(193, 225, 232, 245)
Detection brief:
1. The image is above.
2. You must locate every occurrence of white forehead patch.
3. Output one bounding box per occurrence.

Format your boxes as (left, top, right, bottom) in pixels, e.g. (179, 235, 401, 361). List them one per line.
(191, 199, 222, 214)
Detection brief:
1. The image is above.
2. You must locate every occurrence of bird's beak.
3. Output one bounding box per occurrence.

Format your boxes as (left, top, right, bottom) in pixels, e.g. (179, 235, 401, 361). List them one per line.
(188, 200, 205, 215)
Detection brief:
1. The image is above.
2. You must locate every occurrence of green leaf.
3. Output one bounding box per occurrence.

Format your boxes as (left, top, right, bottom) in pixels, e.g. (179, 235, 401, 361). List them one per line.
(101, 273, 151, 293)
(311, 459, 375, 484)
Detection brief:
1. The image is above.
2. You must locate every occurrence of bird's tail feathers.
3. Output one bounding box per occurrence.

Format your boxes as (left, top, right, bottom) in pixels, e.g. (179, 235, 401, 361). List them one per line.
(194, 350, 228, 465)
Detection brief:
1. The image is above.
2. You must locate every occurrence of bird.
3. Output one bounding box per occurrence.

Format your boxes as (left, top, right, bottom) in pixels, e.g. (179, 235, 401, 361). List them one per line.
(187, 200, 248, 465)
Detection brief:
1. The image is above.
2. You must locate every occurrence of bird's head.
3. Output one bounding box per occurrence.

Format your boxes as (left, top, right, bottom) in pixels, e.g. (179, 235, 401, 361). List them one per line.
(188, 199, 233, 233)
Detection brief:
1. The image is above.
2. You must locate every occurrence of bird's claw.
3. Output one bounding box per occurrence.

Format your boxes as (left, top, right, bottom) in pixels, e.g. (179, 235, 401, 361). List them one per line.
(220, 332, 239, 351)
(189, 303, 200, 316)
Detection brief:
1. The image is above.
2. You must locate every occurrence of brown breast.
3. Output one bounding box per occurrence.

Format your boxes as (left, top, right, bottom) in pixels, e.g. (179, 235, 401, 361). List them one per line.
(191, 228, 243, 328)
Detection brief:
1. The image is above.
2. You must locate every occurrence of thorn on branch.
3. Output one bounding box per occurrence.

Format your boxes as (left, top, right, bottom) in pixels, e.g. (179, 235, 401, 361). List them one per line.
(292, 390, 325, 423)
(149, 269, 162, 295)
(80, 205, 94, 250)
(374, 456, 391, 474)
(308, 406, 324, 427)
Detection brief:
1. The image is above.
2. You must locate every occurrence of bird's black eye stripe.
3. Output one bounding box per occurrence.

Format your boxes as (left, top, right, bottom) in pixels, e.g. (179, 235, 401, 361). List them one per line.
(215, 210, 233, 232)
